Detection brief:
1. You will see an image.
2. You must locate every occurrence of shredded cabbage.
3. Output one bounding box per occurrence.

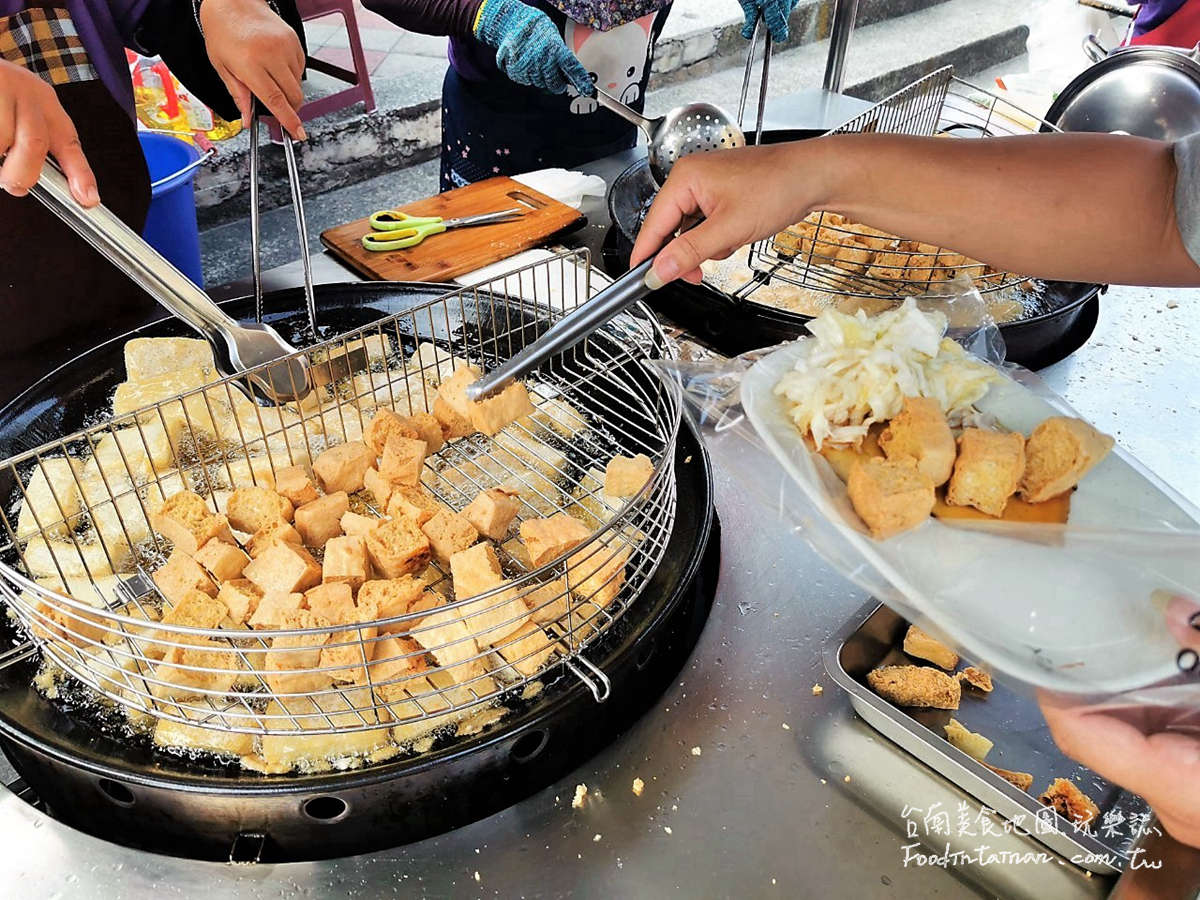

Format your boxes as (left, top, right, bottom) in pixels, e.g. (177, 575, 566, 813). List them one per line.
(774, 299, 1000, 447)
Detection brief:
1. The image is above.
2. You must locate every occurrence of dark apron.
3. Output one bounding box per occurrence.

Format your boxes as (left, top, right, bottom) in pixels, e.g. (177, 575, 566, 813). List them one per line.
(0, 80, 154, 403)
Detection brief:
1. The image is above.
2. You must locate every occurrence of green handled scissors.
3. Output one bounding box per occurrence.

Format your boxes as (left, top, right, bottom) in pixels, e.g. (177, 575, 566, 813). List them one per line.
(362, 207, 525, 251)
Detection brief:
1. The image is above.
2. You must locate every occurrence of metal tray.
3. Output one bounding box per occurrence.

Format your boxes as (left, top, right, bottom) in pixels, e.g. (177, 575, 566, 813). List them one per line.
(823, 601, 1150, 876)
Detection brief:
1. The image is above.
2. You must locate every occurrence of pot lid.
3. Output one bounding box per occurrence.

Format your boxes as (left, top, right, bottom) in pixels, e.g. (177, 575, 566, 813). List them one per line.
(1045, 45, 1200, 141)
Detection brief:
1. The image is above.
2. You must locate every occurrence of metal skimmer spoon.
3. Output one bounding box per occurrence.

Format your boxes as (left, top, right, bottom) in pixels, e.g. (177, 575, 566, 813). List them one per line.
(593, 89, 746, 185)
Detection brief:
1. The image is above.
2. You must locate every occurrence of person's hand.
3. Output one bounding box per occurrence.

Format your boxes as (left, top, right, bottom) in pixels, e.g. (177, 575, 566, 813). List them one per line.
(738, 0, 800, 42)
(631, 142, 827, 287)
(1038, 594, 1200, 849)
(474, 0, 593, 96)
(0, 59, 97, 206)
(199, 0, 307, 139)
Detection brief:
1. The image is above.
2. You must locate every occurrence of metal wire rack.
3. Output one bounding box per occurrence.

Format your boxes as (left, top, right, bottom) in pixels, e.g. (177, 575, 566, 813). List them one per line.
(0, 251, 682, 755)
(742, 66, 1060, 301)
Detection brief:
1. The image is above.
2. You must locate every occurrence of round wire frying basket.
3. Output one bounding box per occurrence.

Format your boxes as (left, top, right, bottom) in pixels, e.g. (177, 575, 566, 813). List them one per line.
(0, 252, 682, 753)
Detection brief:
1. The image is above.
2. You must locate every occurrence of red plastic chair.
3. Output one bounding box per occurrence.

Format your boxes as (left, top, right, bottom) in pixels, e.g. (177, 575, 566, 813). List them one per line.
(264, 0, 377, 141)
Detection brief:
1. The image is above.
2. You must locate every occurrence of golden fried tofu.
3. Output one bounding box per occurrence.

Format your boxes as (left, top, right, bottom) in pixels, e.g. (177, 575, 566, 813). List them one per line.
(243, 541, 323, 594)
(365, 516, 431, 578)
(153, 550, 216, 606)
(421, 508, 479, 565)
(519, 513, 592, 567)
(245, 520, 303, 559)
(272, 465, 318, 506)
(449, 543, 530, 643)
(386, 483, 443, 525)
(217, 578, 262, 625)
(1018, 416, 1114, 503)
(151, 639, 241, 700)
(866, 665, 960, 709)
(956, 666, 994, 693)
(16, 456, 82, 539)
(878, 397, 955, 486)
(365, 635, 427, 684)
(359, 576, 425, 623)
(412, 606, 484, 682)
(605, 454, 654, 498)
(847, 457, 935, 539)
(364, 408, 420, 456)
(567, 538, 629, 609)
(492, 620, 554, 677)
(379, 434, 427, 486)
(151, 490, 233, 555)
(340, 511, 378, 538)
(313, 441, 374, 494)
(983, 762, 1033, 792)
(304, 582, 356, 623)
(294, 492, 349, 548)
(1039, 778, 1100, 827)
(944, 718, 993, 761)
(264, 610, 334, 696)
(470, 382, 535, 437)
(946, 429, 1025, 517)
(248, 591, 304, 629)
(226, 486, 293, 534)
(406, 412, 445, 454)
(193, 538, 250, 583)
(433, 366, 482, 440)
(322, 535, 369, 592)
(902, 624, 959, 670)
(523, 578, 571, 625)
(363, 467, 394, 507)
(462, 487, 521, 541)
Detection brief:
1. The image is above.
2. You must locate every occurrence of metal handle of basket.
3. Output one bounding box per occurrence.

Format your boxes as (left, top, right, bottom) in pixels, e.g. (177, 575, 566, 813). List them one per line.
(31, 160, 240, 343)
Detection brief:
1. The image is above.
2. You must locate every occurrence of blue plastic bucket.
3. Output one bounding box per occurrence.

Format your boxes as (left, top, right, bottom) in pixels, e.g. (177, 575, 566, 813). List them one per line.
(138, 132, 206, 287)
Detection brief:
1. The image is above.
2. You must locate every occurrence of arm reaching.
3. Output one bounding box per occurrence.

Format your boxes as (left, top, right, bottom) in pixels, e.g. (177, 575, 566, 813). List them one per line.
(631, 132, 1200, 288)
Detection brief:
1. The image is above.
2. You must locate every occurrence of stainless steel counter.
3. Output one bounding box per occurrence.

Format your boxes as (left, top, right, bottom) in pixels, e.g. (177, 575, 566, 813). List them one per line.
(4, 94, 1200, 898)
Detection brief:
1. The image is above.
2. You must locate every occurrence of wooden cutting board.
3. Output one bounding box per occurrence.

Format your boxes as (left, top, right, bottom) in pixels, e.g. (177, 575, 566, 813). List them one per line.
(320, 177, 585, 283)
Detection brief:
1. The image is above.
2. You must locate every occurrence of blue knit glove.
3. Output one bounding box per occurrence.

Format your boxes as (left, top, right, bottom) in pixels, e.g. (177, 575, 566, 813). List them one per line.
(474, 0, 593, 96)
(738, 0, 799, 42)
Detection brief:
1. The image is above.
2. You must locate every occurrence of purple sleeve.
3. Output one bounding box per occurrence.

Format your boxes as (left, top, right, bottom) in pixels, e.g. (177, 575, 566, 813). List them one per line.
(362, 0, 484, 38)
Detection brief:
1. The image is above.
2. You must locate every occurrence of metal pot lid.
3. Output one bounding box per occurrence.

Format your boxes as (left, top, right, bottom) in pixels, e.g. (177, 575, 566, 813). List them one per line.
(1045, 44, 1200, 141)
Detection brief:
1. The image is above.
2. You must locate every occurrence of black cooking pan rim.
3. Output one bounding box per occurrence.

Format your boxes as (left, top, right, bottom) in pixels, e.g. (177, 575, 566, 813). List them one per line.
(0, 280, 715, 794)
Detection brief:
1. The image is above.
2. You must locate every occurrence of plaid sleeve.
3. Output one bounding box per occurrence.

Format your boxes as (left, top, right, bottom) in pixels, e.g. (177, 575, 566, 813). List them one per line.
(0, 9, 99, 85)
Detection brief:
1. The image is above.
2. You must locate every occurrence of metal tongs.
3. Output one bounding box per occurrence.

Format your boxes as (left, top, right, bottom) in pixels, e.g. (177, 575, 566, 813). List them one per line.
(468, 27, 774, 402)
(29, 104, 358, 404)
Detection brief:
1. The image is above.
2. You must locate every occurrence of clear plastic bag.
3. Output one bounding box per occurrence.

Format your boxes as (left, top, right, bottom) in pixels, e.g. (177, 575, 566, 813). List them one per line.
(657, 287, 1200, 717)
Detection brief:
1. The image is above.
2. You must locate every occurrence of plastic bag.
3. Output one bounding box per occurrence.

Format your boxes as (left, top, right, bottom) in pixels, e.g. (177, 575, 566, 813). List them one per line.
(657, 288, 1200, 717)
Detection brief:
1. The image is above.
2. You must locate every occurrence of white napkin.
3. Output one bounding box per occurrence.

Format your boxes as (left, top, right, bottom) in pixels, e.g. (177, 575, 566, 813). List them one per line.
(510, 168, 606, 210)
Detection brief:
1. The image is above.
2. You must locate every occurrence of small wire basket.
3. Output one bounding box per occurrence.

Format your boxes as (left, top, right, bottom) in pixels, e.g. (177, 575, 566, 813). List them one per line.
(0, 251, 682, 744)
(743, 66, 1060, 301)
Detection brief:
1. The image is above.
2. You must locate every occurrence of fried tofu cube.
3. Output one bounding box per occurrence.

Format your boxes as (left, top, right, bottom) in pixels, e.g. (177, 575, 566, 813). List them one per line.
(124, 336, 214, 383)
(847, 457, 935, 539)
(878, 396, 956, 487)
(363, 467, 394, 507)
(983, 762, 1033, 792)
(523, 578, 570, 625)
(245, 521, 303, 558)
(225, 486, 293, 534)
(406, 412, 445, 454)
(566, 538, 629, 609)
(421, 509, 478, 565)
(1038, 778, 1100, 827)
(340, 511, 378, 538)
(365, 516, 431, 578)
(160, 588, 227, 630)
(492, 620, 554, 677)
(903, 624, 959, 670)
(944, 718, 993, 762)
(605, 454, 654, 498)
(217, 578, 262, 625)
(413, 606, 484, 682)
(152, 639, 240, 701)
(21, 534, 129, 580)
(866, 665, 960, 709)
(405, 591, 445, 628)
(519, 513, 592, 567)
(243, 541, 323, 595)
(359, 576, 425, 623)
(313, 441, 375, 494)
(30, 597, 108, 647)
(449, 543, 530, 643)
(264, 610, 334, 696)
(470, 382, 535, 437)
(386, 484, 442, 525)
(153, 550, 216, 606)
(322, 535, 369, 591)
(379, 435, 427, 487)
(1018, 416, 1114, 503)
(272, 465, 319, 506)
(17, 457, 82, 539)
(248, 591, 304, 628)
(193, 538, 250, 583)
(153, 705, 255, 757)
(462, 487, 520, 541)
(364, 635, 426, 684)
(364, 408, 420, 456)
(150, 490, 234, 554)
(957, 666, 994, 693)
(946, 429, 1026, 517)
(294, 492, 349, 548)
(433, 366, 482, 439)
(304, 581, 356, 623)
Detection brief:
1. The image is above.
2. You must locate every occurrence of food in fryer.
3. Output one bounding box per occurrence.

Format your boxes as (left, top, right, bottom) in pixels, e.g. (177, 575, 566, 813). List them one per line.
(421, 508, 479, 565)
(365, 515, 432, 578)
(363, 466, 394, 507)
(462, 487, 521, 541)
(16, 457, 83, 539)
(123, 336, 215, 383)
(312, 441, 375, 494)
(245, 520, 302, 558)
(322, 535, 370, 592)
(946, 428, 1026, 518)
(878, 397, 956, 487)
(151, 490, 234, 555)
(153, 549, 217, 606)
(271, 465, 319, 506)
(243, 541, 323, 595)
(450, 543, 529, 643)
(216, 579, 261, 625)
(226, 485, 294, 534)
(434, 366, 483, 439)
(866, 665, 961, 709)
(605, 453, 654, 498)
(902, 625, 959, 670)
(847, 458, 935, 540)
(194, 538, 250, 583)
(956, 666, 993, 693)
(1038, 778, 1100, 827)
(470, 382, 536, 437)
(943, 718, 993, 761)
(983, 762, 1034, 792)
(1018, 416, 1114, 503)
(293, 491, 350, 548)
(341, 510, 377, 538)
(520, 513, 592, 567)
(379, 434, 428, 487)
(248, 591, 304, 628)
(567, 537, 630, 609)
(364, 408, 420, 456)
(387, 483, 443, 525)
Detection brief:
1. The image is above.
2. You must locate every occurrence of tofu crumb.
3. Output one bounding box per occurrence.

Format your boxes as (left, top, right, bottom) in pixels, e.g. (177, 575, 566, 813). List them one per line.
(473, 871, 480, 882)
(812, 683, 824, 696)
(663, 826, 673, 835)
(690, 746, 702, 756)
(782, 722, 791, 730)
(632, 777, 645, 797)
(843, 775, 852, 783)
(572, 783, 588, 809)
(593, 834, 602, 843)
(684, 455, 693, 463)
